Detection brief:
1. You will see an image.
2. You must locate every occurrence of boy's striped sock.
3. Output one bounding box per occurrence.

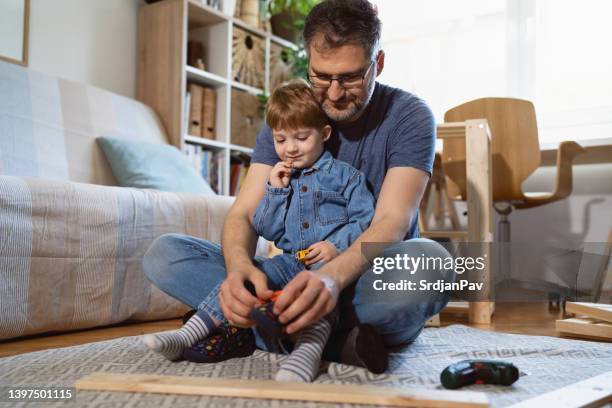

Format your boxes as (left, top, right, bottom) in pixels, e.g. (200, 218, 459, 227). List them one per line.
(275, 317, 332, 382)
(142, 314, 213, 361)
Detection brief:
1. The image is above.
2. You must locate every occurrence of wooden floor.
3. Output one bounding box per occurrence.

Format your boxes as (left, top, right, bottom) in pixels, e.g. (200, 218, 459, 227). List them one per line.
(0, 301, 581, 359)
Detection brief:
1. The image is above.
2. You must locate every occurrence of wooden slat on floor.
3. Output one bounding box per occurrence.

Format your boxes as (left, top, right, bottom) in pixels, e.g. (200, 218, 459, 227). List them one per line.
(75, 373, 489, 408)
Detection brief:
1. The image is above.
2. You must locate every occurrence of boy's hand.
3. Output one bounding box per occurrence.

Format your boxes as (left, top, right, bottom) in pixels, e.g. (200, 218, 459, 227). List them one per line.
(269, 161, 293, 188)
(304, 241, 339, 266)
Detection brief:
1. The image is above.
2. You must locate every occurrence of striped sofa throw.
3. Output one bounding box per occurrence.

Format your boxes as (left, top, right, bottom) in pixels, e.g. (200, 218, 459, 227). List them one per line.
(0, 176, 239, 341)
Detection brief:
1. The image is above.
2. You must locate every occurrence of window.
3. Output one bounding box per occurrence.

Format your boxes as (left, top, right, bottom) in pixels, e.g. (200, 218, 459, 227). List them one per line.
(373, 0, 612, 145)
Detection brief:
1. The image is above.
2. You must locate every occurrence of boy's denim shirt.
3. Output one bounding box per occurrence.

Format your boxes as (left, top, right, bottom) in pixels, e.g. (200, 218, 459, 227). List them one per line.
(252, 150, 375, 255)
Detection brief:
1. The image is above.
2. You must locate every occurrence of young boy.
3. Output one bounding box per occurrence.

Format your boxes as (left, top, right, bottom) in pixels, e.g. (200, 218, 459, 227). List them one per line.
(252, 79, 376, 382)
(143, 80, 377, 382)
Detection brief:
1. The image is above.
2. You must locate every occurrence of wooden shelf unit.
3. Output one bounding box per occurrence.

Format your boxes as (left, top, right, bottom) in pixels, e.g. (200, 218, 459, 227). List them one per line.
(137, 0, 297, 195)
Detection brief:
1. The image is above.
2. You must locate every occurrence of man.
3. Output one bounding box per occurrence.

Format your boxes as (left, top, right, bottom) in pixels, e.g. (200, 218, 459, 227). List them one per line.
(143, 0, 452, 369)
(220, 0, 450, 347)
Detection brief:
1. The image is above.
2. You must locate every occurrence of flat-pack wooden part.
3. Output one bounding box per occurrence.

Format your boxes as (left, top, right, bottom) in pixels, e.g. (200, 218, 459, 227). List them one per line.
(509, 371, 612, 408)
(425, 314, 441, 327)
(556, 317, 612, 341)
(566, 302, 612, 323)
(75, 373, 489, 408)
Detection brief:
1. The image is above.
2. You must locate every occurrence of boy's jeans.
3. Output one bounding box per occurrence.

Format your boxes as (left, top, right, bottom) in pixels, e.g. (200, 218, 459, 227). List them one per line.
(142, 233, 454, 351)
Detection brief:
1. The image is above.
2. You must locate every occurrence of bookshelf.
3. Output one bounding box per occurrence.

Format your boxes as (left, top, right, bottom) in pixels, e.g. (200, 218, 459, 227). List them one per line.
(137, 0, 297, 195)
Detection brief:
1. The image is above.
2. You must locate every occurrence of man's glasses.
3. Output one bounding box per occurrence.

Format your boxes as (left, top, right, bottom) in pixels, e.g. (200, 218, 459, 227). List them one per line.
(307, 60, 375, 90)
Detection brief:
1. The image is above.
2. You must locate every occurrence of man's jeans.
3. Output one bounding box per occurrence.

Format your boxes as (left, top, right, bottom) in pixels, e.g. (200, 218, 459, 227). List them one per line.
(142, 233, 453, 350)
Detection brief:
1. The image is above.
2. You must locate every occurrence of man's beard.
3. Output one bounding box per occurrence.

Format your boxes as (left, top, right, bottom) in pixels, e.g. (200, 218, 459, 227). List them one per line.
(320, 79, 376, 123)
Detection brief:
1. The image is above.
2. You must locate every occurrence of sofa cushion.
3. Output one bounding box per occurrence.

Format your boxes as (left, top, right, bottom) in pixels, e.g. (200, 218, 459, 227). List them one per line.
(97, 136, 215, 194)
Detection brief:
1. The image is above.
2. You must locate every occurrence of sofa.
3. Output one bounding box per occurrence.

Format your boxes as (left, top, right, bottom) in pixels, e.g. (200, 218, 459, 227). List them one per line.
(0, 61, 262, 341)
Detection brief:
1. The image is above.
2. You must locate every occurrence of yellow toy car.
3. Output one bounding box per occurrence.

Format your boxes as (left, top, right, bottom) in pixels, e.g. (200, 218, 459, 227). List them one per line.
(295, 249, 311, 262)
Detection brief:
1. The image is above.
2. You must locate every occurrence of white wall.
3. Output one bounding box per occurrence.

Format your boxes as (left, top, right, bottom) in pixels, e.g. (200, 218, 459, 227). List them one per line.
(373, 0, 612, 145)
(29, 0, 144, 98)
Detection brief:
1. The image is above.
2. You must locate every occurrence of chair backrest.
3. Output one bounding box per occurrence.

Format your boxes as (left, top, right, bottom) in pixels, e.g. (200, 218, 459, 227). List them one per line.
(442, 97, 541, 201)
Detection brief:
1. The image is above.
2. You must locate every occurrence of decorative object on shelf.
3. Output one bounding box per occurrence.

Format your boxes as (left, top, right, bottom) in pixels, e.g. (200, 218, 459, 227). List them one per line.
(232, 27, 265, 89)
(204, 0, 222, 11)
(240, 0, 259, 27)
(231, 88, 264, 148)
(0, 0, 29, 66)
(234, 0, 243, 17)
(195, 58, 206, 70)
(269, 42, 293, 90)
(187, 41, 204, 68)
(222, 0, 237, 16)
(259, 0, 271, 31)
(268, 0, 320, 43)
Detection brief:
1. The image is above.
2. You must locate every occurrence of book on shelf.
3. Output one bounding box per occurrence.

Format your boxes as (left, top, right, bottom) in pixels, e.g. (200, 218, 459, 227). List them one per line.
(200, 149, 210, 182)
(229, 152, 251, 196)
(183, 143, 222, 194)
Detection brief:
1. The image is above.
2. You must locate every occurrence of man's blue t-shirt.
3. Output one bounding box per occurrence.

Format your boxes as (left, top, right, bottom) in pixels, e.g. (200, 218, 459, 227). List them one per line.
(251, 82, 436, 240)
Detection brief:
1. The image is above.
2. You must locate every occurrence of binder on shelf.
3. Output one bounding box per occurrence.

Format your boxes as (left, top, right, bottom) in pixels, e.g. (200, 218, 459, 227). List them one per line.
(202, 87, 216, 139)
(188, 83, 204, 136)
(183, 91, 191, 137)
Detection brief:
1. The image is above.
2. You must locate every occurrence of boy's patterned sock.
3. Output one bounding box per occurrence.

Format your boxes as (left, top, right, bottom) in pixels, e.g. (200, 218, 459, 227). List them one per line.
(183, 323, 256, 363)
(142, 314, 213, 361)
(275, 317, 333, 382)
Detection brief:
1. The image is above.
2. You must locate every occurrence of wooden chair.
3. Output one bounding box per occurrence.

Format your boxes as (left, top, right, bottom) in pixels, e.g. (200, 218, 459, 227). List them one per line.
(442, 97, 585, 211)
(440, 97, 586, 292)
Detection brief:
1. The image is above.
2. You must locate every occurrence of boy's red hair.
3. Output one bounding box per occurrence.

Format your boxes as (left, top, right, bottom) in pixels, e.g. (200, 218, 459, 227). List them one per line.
(266, 79, 328, 131)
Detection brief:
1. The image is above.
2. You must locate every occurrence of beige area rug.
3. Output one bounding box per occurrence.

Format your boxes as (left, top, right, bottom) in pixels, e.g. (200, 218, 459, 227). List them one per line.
(1, 325, 611, 407)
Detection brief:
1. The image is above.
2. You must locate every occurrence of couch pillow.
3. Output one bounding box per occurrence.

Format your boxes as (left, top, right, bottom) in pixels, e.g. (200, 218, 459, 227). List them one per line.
(97, 136, 216, 194)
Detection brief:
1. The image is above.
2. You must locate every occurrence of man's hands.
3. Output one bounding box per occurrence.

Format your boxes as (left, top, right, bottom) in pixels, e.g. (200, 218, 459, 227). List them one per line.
(304, 241, 339, 266)
(272, 270, 339, 334)
(269, 160, 293, 188)
(219, 263, 273, 328)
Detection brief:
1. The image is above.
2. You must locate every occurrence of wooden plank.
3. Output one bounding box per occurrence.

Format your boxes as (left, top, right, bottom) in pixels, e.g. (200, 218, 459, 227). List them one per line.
(556, 317, 612, 341)
(565, 302, 612, 323)
(442, 301, 470, 314)
(137, 0, 186, 147)
(188, 0, 227, 28)
(425, 314, 441, 327)
(420, 230, 468, 239)
(465, 119, 494, 324)
(75, 373, 489, 408)
(509, 371, 612, 408)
